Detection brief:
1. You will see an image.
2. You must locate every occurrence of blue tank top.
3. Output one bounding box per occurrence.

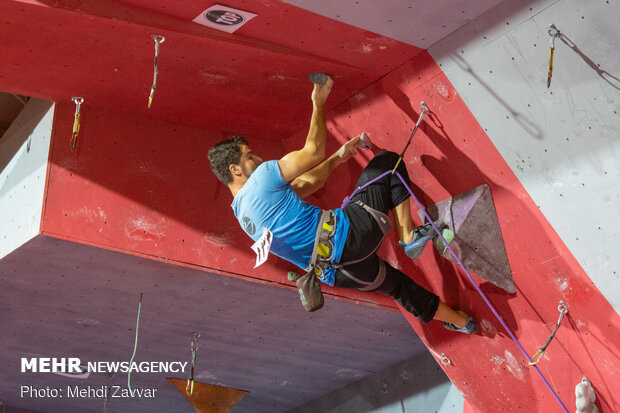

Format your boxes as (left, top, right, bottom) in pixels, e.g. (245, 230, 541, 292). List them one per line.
(231, 160, 349, 286)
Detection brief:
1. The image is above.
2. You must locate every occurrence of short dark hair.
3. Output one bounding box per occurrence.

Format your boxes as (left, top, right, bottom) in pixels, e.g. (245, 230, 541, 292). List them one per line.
(208, 136, 248, 185)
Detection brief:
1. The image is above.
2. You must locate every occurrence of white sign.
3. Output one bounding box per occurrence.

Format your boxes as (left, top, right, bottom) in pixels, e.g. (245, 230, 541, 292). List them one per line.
(251, 228, 273, 268)
(193, 4, 257, 33)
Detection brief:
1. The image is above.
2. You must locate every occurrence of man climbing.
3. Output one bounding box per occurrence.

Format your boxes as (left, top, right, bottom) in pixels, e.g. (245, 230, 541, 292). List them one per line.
(208, 75, 477, 334)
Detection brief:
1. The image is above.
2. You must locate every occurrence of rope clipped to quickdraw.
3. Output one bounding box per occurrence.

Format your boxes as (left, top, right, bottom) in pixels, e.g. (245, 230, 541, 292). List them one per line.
(529, 301, 568, 365)
(186, 331, 200, 396)
(127, 293, 143, 392)
(547, 24, 559, 88)
(391, 101, 429, 174)
(70, 97, 84, 151)
(148, 34, 166, 108)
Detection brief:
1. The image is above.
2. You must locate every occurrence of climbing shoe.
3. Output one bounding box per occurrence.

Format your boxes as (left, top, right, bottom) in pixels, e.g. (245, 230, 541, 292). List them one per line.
(398, 220, 445, 259)
(443, 317, 479, 335)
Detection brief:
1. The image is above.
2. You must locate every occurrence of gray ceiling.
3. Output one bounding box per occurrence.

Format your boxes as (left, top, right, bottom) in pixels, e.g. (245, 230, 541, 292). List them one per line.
(0, 235, 425, 412)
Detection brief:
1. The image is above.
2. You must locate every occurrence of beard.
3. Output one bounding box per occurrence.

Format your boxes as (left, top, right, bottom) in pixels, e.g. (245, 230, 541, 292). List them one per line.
(241, 161, 260, 178)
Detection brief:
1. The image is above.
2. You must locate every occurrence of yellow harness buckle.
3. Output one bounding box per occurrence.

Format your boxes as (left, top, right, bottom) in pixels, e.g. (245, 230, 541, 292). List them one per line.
(317, 243, 330, 257)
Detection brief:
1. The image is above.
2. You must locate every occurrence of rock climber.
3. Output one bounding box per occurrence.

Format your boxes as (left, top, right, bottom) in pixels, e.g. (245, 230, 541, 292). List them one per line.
(207, 75, 477, 334)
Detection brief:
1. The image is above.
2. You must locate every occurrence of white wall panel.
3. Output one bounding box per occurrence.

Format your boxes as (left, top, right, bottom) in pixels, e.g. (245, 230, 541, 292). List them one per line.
(0, 99, 54, 259)
(429, 0, 620, 311)
(282, 0, 505, 49)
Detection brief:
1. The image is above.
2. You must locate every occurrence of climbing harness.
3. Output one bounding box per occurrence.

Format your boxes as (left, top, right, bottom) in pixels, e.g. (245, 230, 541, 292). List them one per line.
(337, 201, 392, 264)
(148, 34, 165, 108)
(297, 201, 393, 311)
(335, 201, 393, 291)
(306, 210, 338, 281)
(354, 201, 393, 236)
(186, 331, 200, 396)
(529, 301, 568, 365)
(340, 260, 386, 292)
(547, 24, 559, 88)
(311, 202, 392, 272)
(70, 97, 83, 151)
(127, 293, 143, 393)
(392, 101, 429, 174)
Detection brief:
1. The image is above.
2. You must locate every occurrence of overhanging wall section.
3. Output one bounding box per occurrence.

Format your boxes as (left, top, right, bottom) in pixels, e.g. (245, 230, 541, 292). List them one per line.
(39, 104, 399, 310)
(282, 49, 620, 412)
(0, 98, 54, 259)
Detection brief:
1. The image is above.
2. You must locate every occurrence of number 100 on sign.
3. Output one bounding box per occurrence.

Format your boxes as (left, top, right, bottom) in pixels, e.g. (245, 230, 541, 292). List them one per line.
(193, 4, 257, 33)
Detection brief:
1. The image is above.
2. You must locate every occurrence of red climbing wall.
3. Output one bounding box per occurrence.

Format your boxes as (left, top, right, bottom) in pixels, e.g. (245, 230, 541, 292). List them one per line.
(4, 0, 618, 411)
(41, 102, 399, 311)
(38, 45, 620, 413)
(8, 0, 422, 312)
(283, 51, 620, 412)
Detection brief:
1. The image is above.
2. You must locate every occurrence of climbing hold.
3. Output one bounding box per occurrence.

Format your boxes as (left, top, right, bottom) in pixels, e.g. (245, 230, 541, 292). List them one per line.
(419, 184, 515, 293)
(287, 271, 300, 282)
(434, 228, 455, 251)
(308, 72, 327, 86)
(358, 132, 373, 150)
(575, 377, 599, 413)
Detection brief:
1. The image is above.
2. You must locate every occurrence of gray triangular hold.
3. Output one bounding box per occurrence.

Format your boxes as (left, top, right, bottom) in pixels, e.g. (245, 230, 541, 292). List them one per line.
(418, 184, 515, 293)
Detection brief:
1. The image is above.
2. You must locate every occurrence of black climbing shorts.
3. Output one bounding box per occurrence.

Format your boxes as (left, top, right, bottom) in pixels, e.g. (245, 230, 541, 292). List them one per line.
(349, 150, 412, 214)
(336, 151, 439, 323)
